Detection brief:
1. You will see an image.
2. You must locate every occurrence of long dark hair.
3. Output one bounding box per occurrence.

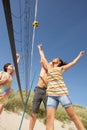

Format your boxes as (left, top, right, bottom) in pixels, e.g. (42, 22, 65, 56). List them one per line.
(3, 63, 11, 72)
(58, 58, 68, 67)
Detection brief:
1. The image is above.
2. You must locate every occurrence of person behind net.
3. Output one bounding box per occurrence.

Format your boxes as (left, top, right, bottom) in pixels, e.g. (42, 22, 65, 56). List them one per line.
(0, 53, 20, 114)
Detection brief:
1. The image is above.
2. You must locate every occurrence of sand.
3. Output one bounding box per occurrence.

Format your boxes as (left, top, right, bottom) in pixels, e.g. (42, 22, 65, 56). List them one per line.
(0, 110, 77, 130)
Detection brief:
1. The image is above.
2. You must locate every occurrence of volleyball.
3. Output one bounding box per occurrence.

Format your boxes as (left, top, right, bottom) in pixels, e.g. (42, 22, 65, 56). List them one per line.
(32, 21, 39, 27)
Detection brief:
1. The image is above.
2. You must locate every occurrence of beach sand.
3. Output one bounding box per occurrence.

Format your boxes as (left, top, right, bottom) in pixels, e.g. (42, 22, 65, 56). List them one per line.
(0, 110, 77, 130)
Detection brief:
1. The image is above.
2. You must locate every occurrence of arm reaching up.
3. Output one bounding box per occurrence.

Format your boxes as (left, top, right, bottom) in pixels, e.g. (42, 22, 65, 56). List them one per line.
(38, 44, 50, 71)
(38, 44, 47, 60)
(11, 53, 21, 77)
(16, 53, 21, 64)
(62, 50, 85, 71)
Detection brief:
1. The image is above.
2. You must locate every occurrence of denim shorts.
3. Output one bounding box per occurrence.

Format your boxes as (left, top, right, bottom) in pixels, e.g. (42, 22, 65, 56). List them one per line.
(47, 94, 72, 108)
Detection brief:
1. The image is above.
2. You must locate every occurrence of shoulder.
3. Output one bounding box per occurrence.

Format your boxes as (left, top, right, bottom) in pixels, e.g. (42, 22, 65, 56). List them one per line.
(0, 71, 6, 76)
(0, 71, 4, 74)
(0, 71, 9, 79)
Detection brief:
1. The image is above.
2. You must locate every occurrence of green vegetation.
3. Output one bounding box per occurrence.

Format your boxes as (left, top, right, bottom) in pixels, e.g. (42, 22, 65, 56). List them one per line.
(5, 89, 87, 129)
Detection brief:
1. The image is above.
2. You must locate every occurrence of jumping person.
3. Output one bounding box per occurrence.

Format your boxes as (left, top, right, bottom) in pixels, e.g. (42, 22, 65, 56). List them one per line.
(0, 53, 20, 114)
(29, 53, 53, 130)
(38, 44, 85, 130)
(29, 67, 48, 130)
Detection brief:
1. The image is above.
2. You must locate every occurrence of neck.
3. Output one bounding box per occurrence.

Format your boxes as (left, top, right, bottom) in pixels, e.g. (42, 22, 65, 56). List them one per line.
(53, 64, 58, 67)
(7, 70, 12, 75)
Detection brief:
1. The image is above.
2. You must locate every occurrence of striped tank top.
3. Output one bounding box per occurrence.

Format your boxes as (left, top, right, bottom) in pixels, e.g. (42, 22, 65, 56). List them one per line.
(46, 67, 69, 96)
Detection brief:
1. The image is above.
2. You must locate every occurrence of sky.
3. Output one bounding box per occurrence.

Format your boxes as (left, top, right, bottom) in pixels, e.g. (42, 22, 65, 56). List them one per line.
(0, 0, 87, 108)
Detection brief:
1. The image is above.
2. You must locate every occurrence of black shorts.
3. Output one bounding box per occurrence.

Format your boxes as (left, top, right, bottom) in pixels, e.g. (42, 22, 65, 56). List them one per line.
(32, 86, 47, 113)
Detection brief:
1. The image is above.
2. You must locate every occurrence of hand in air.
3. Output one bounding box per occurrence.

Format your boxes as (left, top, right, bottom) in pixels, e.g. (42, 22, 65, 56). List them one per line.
(38, 44, 42, 50)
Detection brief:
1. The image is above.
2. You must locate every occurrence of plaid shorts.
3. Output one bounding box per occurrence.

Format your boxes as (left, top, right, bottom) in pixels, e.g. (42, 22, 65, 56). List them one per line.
(32, 86, 47, 113)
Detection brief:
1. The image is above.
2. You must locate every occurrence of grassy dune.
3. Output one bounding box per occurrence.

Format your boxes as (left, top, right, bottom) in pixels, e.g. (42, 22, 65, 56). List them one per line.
(5, 89, 87, 129)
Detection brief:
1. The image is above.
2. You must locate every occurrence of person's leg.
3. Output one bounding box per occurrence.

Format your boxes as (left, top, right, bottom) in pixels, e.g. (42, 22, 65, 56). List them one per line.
(29, 87, 42, 130)
(0, 103, 4, 114)
(46, 96, 58, 130)
(46, 107, 56, 130)
(59, 94, 85, 130)
(65, 106, 85, 130)
(29, 113, 37, 130)
(42, 88, 47, 109)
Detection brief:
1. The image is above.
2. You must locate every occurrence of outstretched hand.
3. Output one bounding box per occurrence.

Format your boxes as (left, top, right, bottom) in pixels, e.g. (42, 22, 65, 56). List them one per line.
(16, 53, 20, 64)
(16, 53, 20, 58)
(37, 44, 42, 50)
(79, 51, 85, 57)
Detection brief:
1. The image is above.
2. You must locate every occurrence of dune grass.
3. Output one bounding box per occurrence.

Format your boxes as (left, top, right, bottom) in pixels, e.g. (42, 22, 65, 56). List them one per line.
(5, 89, 87, 129)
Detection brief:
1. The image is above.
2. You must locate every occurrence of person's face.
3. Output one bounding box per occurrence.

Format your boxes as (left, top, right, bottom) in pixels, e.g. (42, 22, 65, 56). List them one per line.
(52, 58, 61, 66)
(7, 64, 13, 73)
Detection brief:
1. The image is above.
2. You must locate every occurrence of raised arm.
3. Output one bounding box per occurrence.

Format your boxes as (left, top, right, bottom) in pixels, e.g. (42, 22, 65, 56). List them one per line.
(16, 53, 21, 64)
(62, 51, 85, 71)
(38, 44, 50, 70)
(11, 53, 21, 77)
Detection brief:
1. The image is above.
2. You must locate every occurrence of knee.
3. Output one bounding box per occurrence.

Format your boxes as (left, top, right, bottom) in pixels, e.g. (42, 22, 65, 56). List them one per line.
(65, 106, 78, 121)
(31, 113, 37, 120)
(46, 113, 54, 124)
(47, 114, 51, 121)
(66, 109, 78, 121)
(71, 113, 80, 122)
(69, 112, 77, 120)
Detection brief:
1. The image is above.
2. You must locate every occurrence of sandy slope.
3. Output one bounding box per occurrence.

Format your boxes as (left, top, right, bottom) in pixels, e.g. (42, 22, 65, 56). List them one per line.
(0, 110, 77, 130)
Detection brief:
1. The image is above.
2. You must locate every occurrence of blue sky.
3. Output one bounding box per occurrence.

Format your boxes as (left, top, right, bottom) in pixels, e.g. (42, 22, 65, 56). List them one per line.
(0, 0, 87, 108)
